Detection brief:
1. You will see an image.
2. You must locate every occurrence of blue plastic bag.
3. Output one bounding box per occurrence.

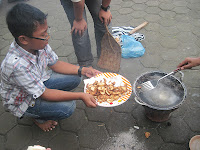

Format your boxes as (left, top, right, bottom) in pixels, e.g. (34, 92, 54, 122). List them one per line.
(121, 35, 145, 58)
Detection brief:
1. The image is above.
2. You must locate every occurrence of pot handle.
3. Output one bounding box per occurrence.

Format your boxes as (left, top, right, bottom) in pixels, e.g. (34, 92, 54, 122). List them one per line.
(134, 97, 146, 105)
(175, 71, 184, 82)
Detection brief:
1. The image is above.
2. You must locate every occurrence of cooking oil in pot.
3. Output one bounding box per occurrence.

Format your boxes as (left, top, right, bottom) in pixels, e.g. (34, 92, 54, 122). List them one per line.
(140, 83, 179, 108)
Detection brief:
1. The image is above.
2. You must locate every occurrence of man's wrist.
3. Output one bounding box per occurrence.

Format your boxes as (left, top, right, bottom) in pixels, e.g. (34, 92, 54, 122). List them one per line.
(101, 5, 110, 12)
(197, 57, 200, 65)
(75, 18, 83, 22)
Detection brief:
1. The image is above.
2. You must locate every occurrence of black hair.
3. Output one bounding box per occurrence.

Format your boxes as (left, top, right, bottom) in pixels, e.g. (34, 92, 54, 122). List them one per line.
(6, 3, 48, 40)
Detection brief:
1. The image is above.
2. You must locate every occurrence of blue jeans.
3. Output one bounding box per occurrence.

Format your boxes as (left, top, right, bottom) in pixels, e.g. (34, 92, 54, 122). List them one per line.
(60, 0, 112, 66)
(23, 72, 81, 122)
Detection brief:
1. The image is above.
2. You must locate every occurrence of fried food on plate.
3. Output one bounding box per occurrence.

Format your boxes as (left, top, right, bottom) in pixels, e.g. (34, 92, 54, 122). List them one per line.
(86, 78, 128, 104)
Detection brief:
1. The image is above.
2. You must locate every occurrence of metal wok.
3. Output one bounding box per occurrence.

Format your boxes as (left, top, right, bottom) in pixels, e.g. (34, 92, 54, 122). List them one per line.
(133, 71, 187, 111)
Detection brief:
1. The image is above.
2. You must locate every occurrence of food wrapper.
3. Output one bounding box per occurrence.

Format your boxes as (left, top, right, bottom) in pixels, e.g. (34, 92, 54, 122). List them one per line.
(27, 145, 46, 150)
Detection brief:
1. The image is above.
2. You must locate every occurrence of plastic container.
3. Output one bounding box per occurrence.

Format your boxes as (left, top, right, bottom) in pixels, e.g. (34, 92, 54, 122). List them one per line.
(189, 135, 200, 150)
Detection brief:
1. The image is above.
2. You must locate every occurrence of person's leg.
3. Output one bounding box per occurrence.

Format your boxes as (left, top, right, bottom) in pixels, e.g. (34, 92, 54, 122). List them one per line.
(60, 0, 94, 67)
(25, 98, 76, 121)
(24, 72, 80, 131)
(24, 99, 76, 131)
(85, 0, 112, 58)
(43, 71, 81, 91)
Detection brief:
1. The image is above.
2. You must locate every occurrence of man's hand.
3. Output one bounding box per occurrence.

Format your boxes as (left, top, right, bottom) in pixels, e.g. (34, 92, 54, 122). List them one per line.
(177, 57, 200, 70)
(82, 67, 102, 78)
(99, 10, 112, 25)
(71, 19, 87, 36)
(80, 93, 97, 107)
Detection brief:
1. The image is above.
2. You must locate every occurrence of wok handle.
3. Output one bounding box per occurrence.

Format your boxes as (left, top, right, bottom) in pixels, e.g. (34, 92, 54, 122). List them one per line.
(134, 97, 146, 105)
(177, 71, 184, 82)
(172, 68, 184, 82)
(159, 68, 181, 81)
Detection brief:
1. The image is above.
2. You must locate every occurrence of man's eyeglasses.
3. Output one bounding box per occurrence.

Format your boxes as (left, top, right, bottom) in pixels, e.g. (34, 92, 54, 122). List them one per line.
(29, 27, 51, 41)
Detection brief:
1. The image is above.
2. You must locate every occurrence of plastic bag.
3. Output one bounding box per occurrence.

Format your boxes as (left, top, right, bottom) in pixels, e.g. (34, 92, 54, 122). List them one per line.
(121, 35, 145, 58)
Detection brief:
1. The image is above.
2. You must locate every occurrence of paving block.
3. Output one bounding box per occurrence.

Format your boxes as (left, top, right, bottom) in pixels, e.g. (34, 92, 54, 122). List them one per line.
(5, 125, 32, 150)
(0, 135, 5, 150)
(159, 143, 188, 150)
(0, 101, 5, 115)
(134, 128, 164, 150)
(105, 111, 136, 137)
(173, 1, 188, 7)
(159, 11, 176, 18)
(23, 138, 49, 150)
(184, 107, 200, 132)
(145, 1, 160, 7)
(99, 127, 146, 150)
(160, 37, 179, 49)
(78, 122, 109, 149)
(157, 117, 190, 143)
(145, 6, 161, 14)
(159, 3, 175, 11)
(49, 131, 79, 150)
(60, 108, 88, 132)
(132, 3, 148, 11)
(159, 26, 179, 37)
(186, 87, 200, 109)
(113, 95, 137, 113)
(54, 45, 74, 57)
(140, 53, 164, 68)
(32, 124, 60, 141)
(176, 32, 197, 43)
(85, 106, 113, 122)
(131, 105, 161, 129)
(118, 8, 133, 15)
(133, 0, 148, 4)
(144, 14, 161, 22)
(131, 10, 147, 19)
(173, 6, 190, 14)
(17, 117, 34, 126)
(0, 112, 17, 135)
(0, 38, 9, 50)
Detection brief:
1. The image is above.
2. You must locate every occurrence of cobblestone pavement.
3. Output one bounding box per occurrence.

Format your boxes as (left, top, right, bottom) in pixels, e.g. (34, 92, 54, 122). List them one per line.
(0, 0, 200, 150)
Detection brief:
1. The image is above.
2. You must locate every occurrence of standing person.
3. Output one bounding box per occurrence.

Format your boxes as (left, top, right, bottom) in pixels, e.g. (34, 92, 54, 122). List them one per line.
(1, 3, 101, 132)
(177, 57, 200, 70)
(60, 0, 112, 67)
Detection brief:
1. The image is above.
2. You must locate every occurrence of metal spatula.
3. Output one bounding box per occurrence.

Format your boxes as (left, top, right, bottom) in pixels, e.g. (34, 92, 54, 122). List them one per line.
(141, 68, 181, 91)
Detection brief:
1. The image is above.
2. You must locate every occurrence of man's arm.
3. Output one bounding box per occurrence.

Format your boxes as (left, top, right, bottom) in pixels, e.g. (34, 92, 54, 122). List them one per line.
(40, 88, 97, 107)
(177, 57, 200, 70)
(99, 0, 112, 25)
(102, 0, 111, 8)
(73, 0, 84, 21)
(49, 60, 80, 75)
(49, 60, 101, 77)
(71, 0, 87, 36)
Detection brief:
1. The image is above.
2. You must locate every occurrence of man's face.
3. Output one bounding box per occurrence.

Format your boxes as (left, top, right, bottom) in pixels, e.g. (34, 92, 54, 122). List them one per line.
(28, 19, 50, 51)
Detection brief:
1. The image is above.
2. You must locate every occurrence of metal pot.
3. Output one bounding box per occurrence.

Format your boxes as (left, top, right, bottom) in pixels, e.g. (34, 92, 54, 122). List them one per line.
(133, 71, 187, 122)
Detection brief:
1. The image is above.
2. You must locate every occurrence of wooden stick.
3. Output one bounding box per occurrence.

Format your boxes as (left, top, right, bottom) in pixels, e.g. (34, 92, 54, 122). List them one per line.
(129, 21, 148, 35)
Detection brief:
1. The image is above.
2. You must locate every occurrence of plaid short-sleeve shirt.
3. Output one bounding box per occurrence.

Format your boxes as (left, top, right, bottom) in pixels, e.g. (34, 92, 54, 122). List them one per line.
(0, 41, 58, 117)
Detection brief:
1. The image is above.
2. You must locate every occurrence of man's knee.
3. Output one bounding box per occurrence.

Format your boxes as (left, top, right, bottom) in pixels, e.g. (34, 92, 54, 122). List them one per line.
(57, 101, 76, 119)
